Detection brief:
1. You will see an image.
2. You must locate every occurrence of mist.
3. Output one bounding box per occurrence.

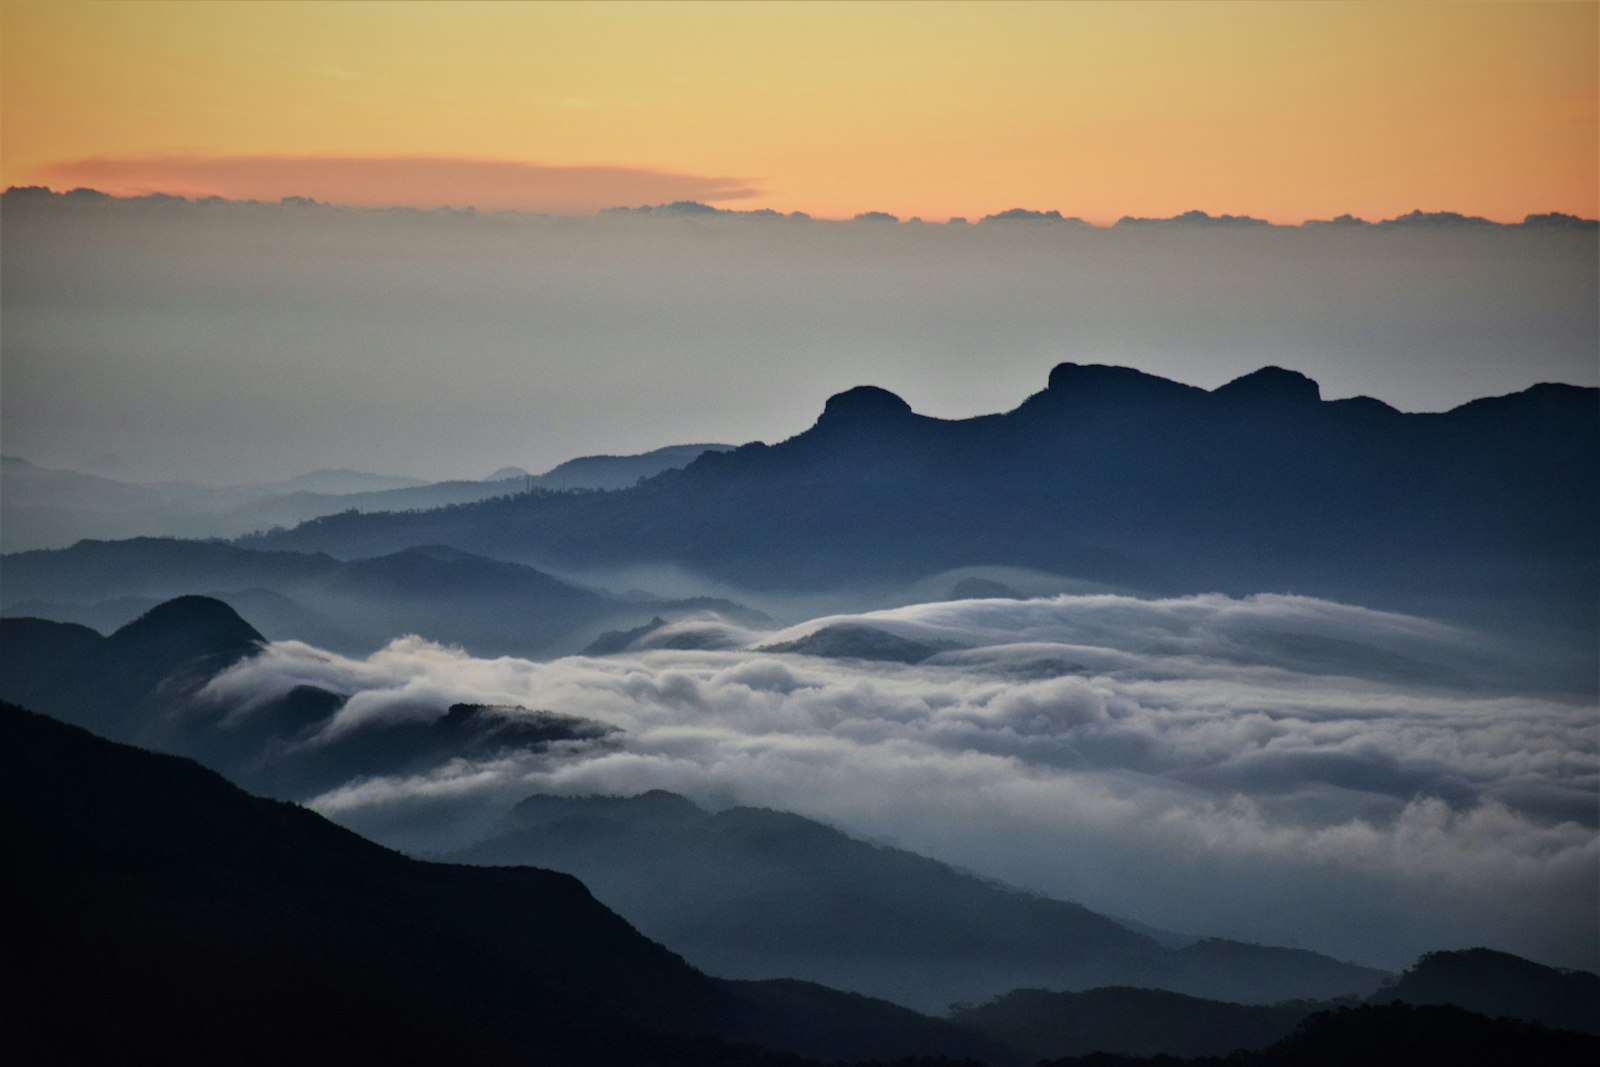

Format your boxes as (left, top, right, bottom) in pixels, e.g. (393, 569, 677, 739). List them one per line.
(3, 190, 1594, 484)
(200, 592, 1598, 974)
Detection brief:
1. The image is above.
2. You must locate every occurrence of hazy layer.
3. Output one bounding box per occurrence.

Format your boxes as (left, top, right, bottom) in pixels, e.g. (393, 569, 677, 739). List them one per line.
(203, 591, 1599, 973)
(3, 194, 1594, 483)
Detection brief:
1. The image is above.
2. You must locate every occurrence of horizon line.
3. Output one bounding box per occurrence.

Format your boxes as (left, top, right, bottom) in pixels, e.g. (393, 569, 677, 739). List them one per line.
(6, 184, 1597, 230)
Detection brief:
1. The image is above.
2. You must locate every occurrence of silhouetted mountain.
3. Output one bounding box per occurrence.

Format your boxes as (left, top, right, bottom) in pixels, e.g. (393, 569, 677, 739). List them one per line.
(585, 615, 671, 654)
(1035, 1003, 1600, 1067)
(266, 467, 430, 493)
(949, 986, 1317, 1061)
(758, 623, 956, 663)
(2, 536, 339, 601)
(308, 543, 615, 652)
(1117, 939, 1386, 1006)
(1378, 209, 1497, 228)
(1114, 210, 1274, 228)
(949, 948, 1600, 1063)
(0, 598, 627, 799)
(0, 596, 264, 743)
(3, 587, 363, 652)
(1520, 212, 1599, 229)
(1, 445, 732, 551)
(1300, 213, 1370, 228)
(452, 791, 1387, 1013)
(536, 443, 736, 490)
(1373, 948, 1600, 1033)
(94, 593, 265, 696)
(981, 209, 1089, 225)
(0, 616, 103, 711)
(3, 538, 767, 657)
(2, 704, 998, 1064)
(236, 366, 1598, 644)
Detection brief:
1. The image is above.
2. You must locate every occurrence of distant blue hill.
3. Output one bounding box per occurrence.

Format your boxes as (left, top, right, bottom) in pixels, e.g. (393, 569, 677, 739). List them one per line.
(237, 364, 1598, 643)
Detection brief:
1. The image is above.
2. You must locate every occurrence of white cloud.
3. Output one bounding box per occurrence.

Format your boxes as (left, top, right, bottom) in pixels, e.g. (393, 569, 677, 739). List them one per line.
(205, 591, 1598, 970)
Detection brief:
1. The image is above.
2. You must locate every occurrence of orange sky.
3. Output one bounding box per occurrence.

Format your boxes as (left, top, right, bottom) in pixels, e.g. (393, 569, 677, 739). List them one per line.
(3, 1, 1595, 222)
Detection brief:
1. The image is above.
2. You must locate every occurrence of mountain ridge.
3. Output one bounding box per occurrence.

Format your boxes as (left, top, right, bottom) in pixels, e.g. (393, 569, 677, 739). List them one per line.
(232, 365, 1597, 645)
(1, 701, 998, 1064)
(454, 788, 1391, 1012)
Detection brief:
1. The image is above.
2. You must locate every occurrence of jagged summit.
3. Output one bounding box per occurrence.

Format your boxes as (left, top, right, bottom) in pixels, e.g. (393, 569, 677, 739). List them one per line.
(818, 384, 915, 424)
(1213, 366, 1322, 405)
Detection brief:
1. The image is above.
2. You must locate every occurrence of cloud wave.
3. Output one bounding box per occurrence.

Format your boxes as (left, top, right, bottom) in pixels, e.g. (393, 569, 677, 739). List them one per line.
(204, 592, 1599, 971)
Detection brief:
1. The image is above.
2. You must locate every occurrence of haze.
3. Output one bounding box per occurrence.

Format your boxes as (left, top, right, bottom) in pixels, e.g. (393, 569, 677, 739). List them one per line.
(3, 193, 1594, 484)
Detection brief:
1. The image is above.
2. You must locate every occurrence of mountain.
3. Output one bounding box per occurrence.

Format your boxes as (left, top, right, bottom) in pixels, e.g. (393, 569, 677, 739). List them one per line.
(950, 986, 1318, 1061)
(0, 456, 471, 551)
(1035, 1002, 1599, 1067)
(0, 444, 733, 551)
(1, 703, 998, 1064)
(1, 536, 339, 602)
(0, 599, 627, 799)
(954, 952, 1600, 1063)
(452, 790, 1389, 1013)
(535, 443, 736, 490)
(1373, 948, 1600, 1034)
(2, 539, 768, 657)
(757, 622, 957, 663)
(304, 543, 620, 653)
(1114, 210, 1274, 227)
(236, 365, 1599, 642)
(265, 467, 430, 494)
(0, 595, 265, 744)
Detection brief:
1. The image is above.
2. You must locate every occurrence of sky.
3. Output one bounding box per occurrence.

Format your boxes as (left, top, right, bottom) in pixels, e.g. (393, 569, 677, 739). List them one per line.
(3, 196, 1594, 483)
(1, 0, 1595, 984)
(3, 1, 1596, 223)
(1, 1, 1595, 483)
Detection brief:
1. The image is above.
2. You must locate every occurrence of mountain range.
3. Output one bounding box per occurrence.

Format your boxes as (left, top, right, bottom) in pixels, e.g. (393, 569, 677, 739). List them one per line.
(7, 700, 1595, 1065)
(0, 596, 630, 798)
(0, 594, 1389, 1010)
(1, 702, 997, 1065)
(21, 592, 1591, 1031)
(0, 442, 734, 552)
(452, 789, 1389, 1012)
(232, 364, 1598, 646)
(1, 539, 765, 657)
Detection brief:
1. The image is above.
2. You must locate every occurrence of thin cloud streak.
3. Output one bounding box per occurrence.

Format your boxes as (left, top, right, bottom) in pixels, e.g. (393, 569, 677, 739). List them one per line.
(38, 155, 764, 213)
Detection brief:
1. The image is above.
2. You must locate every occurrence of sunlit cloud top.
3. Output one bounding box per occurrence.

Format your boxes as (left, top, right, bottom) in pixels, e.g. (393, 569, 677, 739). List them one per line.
(3, 1, 1595, 222)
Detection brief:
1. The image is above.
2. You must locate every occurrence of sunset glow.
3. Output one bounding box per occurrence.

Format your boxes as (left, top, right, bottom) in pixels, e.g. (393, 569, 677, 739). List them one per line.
(3, 0, 1595, 222)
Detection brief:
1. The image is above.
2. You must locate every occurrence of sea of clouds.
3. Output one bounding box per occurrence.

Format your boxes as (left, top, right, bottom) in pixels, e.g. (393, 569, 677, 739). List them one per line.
(202, 591, 1598, 972)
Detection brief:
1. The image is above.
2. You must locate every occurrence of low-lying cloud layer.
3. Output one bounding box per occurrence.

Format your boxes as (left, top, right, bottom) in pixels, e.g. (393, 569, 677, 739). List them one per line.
(203, 592, 1598, 972)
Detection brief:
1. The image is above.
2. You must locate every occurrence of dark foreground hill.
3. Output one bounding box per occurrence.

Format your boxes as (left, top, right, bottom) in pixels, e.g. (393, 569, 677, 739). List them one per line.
(950, 986, 1320, 1062)
(1374, 948, 1600, 1034)
(1034, 1002, 1599, 1067)
(0, 703, 998, 1065)
(0, 596, 1387, 1020)
(454, 790, 1389, 1012)
(949, 958, 1600, 1062)
(239, 364, 1599, 639)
